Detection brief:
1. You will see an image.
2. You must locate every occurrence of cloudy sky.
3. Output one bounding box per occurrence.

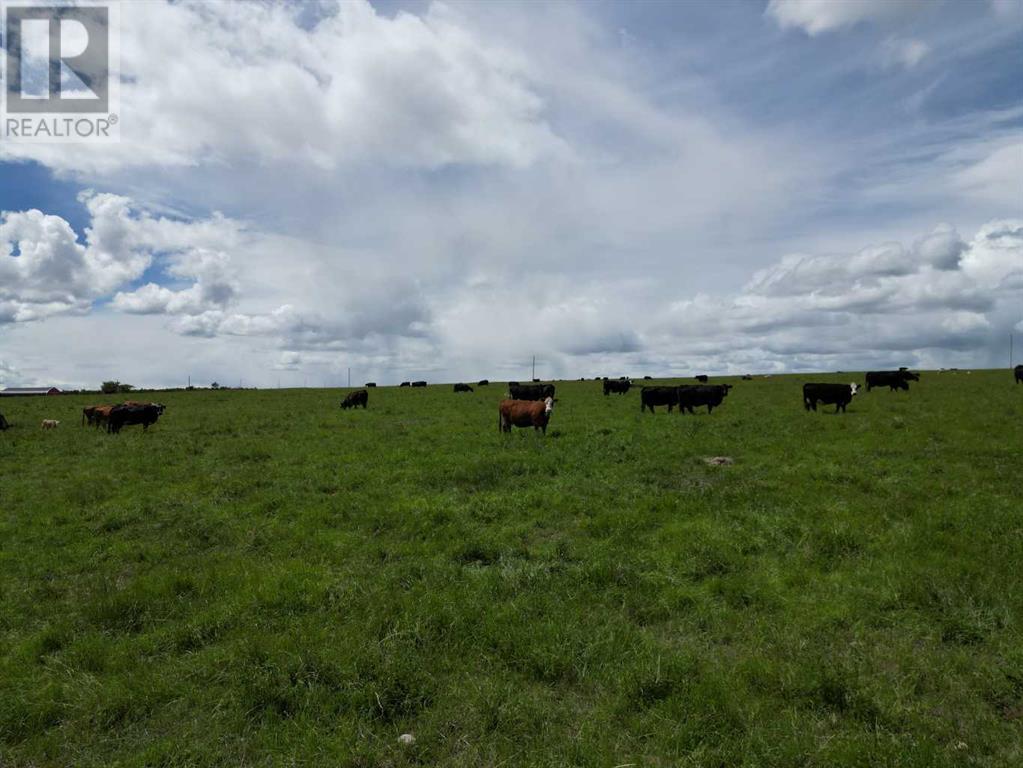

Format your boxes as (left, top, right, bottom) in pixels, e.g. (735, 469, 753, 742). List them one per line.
(1, 0, 1021, 389)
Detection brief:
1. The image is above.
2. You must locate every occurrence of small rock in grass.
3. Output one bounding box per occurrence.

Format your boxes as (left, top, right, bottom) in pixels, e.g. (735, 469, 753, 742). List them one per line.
(704, 456, 734, 466)
(398, 733, 416, 746)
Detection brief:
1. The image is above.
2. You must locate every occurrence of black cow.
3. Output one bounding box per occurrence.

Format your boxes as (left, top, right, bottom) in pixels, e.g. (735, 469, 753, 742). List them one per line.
(341, 389, 368, 409)
(400, 381, 411, 387)
(411, 381, 427, 388)
(640, 386, 679, 413)
(677, 384, 731, 414)
(532, 378, 541, 383)
(1015, 365, 1023, 384)
(107, 404, 162, 433)
(643, 375, 652, 380)
(803, 383, 859, 413)
(603, 379, 631, 395)
(365, 382, 377, 388)
(742, 374, 753, 381)
(478, 379, 490, 386)
(866, 370, 919, 391)
(0, 412, 9, 431)
(509, 383, 555, 401)
(694, 375, 709, 383)
(453, 383, 474, 393)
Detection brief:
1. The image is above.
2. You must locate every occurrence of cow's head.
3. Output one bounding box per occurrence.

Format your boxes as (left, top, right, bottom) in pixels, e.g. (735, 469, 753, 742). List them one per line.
(543, 396, 554, 414)
(849, 383, 860, 396)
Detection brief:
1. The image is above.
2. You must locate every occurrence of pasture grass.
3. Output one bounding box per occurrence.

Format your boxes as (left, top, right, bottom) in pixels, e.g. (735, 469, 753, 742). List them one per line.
(1, 371, 1021, 766)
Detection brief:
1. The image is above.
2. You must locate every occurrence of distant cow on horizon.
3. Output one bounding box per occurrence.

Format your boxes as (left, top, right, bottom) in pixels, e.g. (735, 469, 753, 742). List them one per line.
(453, 383, 474, 393)
(695, 374, 709, 383)
(411, 381, 427, 388)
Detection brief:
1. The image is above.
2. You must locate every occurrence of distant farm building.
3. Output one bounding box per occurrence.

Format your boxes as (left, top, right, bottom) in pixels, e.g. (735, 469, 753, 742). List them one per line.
(0, 387, 62, 397)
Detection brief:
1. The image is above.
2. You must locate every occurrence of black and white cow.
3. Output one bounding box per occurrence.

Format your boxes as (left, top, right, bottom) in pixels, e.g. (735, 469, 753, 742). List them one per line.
(803, 382, 859, 413)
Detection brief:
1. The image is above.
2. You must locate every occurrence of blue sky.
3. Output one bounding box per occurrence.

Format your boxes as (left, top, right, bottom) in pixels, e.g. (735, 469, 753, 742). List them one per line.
(1, 0, 1021, 388)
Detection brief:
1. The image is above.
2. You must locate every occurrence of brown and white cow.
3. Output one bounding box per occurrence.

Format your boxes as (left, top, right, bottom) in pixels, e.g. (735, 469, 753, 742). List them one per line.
(498, 396, 554, 435)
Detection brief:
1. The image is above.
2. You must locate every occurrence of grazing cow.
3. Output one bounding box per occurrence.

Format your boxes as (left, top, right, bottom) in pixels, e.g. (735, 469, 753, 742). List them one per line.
(695, 374, 709, 383)
(742, 374, 753, 381)
(1015, 365, 1023, 384)
(478, 379, 490, 386)
(82, 405, 103, 426)
(108, 404, 162, 433)
(677, 384, 731, 414)
(0, 412, 8, 431)
(400, 381, 411, 387)
(643, 375, 652, 380)
(603, 379, 631, 395)
(509, 383, 555, 401)
(499, 396, 554, 434)
(866, 370, 919, 392)
(640, 386, 679, 413)
(453, 383, 474, 393)
(804, 383, 859, 413)
(365, 382, 377, 388)
(532, 378, 541, 383)
(340, 389, 368, 409)
(41, 419, 60, 429)
(411, 381, 427, 388)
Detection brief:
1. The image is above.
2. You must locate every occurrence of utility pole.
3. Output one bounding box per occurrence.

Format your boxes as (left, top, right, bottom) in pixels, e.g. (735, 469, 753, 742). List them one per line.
(532, 355, 536, 380)
(347, 367, 351, 387)
(1011, 333, 1014, 368)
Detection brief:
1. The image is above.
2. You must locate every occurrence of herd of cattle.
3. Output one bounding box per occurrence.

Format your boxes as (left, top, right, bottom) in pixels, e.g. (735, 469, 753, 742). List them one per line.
(0, 366, 1019, 436)
(331, 366, 1022, 435)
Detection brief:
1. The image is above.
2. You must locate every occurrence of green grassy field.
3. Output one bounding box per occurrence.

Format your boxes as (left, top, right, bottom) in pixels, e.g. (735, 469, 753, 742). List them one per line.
(1, 372, 1021, 767)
